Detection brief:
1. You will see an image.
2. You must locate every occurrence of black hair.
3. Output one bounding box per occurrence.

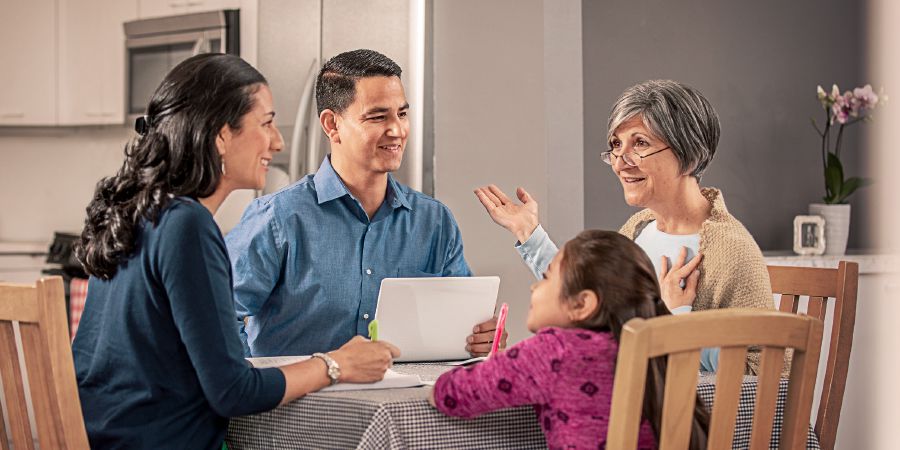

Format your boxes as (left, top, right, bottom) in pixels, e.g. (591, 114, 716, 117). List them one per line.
(560, 230, 709, 450)
(315, 49, 402, 115)
(76, 53, 266, 280)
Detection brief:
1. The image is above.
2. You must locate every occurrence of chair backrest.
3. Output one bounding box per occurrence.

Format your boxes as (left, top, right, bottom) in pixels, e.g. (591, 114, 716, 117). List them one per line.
(767, 261, 858, 450)
(607, 309, 823, 450)
(0, 276, 89, 450)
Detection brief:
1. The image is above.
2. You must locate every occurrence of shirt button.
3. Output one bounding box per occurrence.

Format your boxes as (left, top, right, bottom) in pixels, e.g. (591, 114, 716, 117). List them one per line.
(363, 313, 370, 319)
(365, 268, 372, 275)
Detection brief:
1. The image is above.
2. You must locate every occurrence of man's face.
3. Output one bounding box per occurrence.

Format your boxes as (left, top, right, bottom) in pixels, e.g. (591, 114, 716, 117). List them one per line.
(333, 76, 409, 177)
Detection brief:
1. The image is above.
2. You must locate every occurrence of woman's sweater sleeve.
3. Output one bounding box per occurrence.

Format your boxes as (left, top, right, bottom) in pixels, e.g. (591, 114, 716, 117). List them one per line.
(156, 205, 286, 417)
(433, 330, 566, 418)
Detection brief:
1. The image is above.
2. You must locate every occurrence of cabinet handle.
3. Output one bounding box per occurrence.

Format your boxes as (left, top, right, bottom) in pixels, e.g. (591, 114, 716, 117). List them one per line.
(169, 1, 187, 7)
(0, 112, 25, 118)
(186, 0, 203, 5)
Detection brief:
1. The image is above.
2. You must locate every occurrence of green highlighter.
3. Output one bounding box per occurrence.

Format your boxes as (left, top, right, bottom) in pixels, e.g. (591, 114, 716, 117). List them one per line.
(368, 319, 379, 341)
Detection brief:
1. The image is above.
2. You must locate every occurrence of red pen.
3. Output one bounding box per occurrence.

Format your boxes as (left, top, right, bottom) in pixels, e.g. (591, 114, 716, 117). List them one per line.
(489, 303, 509, 357)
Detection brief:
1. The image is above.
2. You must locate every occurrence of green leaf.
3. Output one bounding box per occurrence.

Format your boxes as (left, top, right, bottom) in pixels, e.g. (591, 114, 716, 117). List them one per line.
(837, 177, 872, 203)
(824, 153, 844, 202)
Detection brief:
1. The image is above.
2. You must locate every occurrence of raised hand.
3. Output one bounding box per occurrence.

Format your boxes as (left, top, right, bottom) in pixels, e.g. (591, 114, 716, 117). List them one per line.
(659, 246, 703, 311)
(473, 184, 540, 243)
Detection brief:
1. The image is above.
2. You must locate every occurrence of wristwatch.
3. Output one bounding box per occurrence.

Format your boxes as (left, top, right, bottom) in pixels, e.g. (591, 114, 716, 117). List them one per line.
(312, 352, 341, 385)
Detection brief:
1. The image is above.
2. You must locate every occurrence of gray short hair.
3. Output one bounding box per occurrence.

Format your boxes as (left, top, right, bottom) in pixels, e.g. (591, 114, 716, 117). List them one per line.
(607, 80, 720, 180)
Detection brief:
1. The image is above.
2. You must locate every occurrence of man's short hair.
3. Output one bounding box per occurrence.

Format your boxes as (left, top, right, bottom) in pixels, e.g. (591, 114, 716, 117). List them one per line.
(315, 49, 402, 115)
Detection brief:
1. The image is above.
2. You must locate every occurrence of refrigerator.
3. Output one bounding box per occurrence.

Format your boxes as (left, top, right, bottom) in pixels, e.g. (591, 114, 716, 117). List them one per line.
(215, 0, 428, 231)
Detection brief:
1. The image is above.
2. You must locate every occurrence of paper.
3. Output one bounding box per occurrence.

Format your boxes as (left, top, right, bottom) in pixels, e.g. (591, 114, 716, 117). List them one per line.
(246, 356, 424, 392)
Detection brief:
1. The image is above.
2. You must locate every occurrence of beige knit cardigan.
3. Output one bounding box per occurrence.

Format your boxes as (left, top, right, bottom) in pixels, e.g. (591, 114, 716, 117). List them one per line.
(618, 187, 780, 375)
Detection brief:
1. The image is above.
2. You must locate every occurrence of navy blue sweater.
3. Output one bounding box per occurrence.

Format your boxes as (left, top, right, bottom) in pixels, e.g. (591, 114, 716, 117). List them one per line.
(72, 197, 285, 449)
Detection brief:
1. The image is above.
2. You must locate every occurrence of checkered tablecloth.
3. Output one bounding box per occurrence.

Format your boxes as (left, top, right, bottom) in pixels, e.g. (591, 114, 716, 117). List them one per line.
(226, 366, 819, 449)
(69, 277, 89, 342)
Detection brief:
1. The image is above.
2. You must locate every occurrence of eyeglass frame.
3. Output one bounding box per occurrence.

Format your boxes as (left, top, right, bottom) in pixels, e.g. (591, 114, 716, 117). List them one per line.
(600, 146, 671, 167)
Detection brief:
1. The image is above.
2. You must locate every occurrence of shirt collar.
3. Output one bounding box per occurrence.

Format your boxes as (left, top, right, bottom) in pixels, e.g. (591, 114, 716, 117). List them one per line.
(313, 155, 412, 210)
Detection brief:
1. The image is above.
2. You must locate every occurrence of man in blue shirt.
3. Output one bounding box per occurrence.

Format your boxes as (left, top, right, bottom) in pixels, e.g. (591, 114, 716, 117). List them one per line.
(227, 49, 503, 357)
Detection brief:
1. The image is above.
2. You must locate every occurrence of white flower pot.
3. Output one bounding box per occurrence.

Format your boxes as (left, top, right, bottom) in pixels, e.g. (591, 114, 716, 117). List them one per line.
(809, 203, 851, 256)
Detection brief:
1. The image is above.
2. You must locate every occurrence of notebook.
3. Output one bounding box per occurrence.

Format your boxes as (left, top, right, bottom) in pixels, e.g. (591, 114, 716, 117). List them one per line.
(247, 356, 423, 391)
(374, 276, 501, 362)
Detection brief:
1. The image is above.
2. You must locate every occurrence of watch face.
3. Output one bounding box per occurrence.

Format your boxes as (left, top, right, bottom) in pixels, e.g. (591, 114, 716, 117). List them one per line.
(328, 365, 340, 383)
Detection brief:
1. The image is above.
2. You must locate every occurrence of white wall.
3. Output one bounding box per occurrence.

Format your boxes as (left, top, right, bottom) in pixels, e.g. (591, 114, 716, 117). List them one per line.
(0, 127, 129, 242)
(432, 0, 583, 344)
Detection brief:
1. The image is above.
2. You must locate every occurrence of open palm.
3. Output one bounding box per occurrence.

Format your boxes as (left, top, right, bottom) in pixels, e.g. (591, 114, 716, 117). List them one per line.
(473, 185, 540, 243)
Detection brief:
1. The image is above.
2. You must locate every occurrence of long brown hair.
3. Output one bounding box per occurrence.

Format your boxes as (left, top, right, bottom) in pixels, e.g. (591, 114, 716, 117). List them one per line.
(559, 230, 709, 450)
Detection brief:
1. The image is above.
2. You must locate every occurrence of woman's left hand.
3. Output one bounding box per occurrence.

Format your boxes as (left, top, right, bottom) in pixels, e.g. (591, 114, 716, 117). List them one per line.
(659, 247, 703, 311)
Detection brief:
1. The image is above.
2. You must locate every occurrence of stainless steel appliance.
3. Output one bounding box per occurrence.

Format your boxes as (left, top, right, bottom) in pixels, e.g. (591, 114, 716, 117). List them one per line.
(124, 10, 240, 121)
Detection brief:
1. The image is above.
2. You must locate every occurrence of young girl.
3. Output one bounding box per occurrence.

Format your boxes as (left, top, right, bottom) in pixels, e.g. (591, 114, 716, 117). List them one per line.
(430, 230, 709, 449)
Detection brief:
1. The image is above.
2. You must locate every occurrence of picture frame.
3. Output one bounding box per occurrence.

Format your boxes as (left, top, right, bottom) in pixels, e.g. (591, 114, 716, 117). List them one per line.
(793, 215, 826, 256)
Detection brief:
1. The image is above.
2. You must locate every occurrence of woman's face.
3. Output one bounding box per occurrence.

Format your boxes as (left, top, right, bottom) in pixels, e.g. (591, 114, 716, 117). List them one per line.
(220, 84, 284, 190)
(609, 115, 683, 209)
(526, 249, 575, 333)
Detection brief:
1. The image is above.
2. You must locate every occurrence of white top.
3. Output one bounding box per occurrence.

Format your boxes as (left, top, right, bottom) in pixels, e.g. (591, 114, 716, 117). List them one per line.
(634, 220, 701, 278)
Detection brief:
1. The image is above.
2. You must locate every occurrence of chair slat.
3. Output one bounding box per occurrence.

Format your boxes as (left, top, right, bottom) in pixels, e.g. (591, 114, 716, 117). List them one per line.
(707, 347, 748, 450)
(0, 288, 39, 323)
(659, 350, 701, 450)
(20, 323, 64, 450)
(0, 322, 35, 450)
(781, 318, 823, 450)
(806, 296, 827, 322)
(607, 325, 651, 450)
(767, 266, 838, 298)
(749, 347, 785, 450)
(778, 294, 798, 314)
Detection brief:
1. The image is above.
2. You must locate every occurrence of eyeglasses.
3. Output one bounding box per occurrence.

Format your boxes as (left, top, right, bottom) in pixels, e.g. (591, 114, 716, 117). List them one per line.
(600, 146, 670, 167)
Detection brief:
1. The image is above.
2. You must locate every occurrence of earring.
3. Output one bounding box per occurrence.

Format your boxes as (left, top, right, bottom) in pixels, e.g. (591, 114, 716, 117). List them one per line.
(221, 160, 226, 176)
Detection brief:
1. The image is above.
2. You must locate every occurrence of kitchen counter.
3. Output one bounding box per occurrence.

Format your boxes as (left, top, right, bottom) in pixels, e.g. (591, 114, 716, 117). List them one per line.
(0, 241, 48, 284)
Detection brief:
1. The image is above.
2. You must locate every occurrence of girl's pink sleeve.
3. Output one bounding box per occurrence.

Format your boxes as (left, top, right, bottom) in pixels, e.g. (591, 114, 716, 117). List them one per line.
(433, 329, 567, 418)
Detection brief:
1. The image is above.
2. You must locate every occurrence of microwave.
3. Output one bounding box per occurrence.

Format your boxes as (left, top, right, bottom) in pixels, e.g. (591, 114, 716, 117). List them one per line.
(124, 10, 240, 122)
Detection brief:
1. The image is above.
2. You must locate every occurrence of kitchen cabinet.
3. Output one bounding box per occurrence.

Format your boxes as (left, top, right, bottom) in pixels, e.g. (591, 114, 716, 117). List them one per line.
(138, 0, 239, 19)
(0, 0, 57, 125)
(58, 0, 138, 125)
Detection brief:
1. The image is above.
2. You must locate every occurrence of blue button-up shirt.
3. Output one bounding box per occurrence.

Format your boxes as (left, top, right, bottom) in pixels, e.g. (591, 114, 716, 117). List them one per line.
(226, 156, 472, 356)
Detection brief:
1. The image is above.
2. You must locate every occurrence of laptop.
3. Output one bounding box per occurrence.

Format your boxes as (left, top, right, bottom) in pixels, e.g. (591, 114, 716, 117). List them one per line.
(374, 276, 500, 362)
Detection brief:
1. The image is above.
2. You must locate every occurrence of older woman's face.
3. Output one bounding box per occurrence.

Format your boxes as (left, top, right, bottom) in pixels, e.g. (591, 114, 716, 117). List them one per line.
(609, 115, 682, 209)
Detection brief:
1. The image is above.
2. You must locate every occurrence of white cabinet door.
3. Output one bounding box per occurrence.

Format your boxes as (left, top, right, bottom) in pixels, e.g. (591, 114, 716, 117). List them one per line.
(0, 0, 57, 125)
(58, 0, 139, 125)
(138, 0, 237, 18)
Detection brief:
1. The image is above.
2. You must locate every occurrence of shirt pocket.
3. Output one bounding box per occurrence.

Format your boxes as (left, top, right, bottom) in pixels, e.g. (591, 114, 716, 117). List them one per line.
(395, 267, 441, 278)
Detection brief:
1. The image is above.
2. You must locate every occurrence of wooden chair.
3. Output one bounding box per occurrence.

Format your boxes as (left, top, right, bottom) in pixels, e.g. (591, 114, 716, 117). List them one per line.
(607, 309, 823, 450)
(768, 261, 858, 450)
(0, 276, 89, 449)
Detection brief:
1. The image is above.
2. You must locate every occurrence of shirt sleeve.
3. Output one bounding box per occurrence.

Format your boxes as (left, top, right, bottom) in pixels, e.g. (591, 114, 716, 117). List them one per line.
(224, 199, 286, 356)
(433, 331, 566, 418)
(441, 207, 473, 277)
(156, 205, 285, 417)
(514, 225, 559, 280)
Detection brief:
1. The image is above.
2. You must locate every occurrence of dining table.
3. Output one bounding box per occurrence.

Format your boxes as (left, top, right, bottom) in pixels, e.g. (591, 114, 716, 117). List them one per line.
(226, 364, 820, 449)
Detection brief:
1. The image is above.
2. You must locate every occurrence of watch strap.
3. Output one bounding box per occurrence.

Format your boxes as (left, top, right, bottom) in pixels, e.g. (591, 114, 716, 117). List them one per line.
(312, 352, 340, 385)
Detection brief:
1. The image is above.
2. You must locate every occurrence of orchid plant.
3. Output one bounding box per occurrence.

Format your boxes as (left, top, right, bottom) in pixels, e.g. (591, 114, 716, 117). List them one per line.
(811, 84, 885, 204)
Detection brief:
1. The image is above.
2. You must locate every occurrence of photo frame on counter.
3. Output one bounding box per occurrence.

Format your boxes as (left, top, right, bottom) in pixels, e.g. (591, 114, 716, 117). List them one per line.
(793, 215, 826, 256)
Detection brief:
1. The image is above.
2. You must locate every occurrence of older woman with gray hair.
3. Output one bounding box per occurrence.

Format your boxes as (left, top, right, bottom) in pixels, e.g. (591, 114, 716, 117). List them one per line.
(475, 79, 775, 374)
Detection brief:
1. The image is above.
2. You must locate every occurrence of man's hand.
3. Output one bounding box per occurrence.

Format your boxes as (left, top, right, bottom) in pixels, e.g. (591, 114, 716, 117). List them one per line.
(474, 185, 540, 243)
(659, 247, 703, 311)
(330, 336, 401, 383)
(466, 316, 508, 356)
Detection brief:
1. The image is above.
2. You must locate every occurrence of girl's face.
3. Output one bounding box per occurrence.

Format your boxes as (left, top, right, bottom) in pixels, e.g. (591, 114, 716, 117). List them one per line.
(526, 249, 576, 333)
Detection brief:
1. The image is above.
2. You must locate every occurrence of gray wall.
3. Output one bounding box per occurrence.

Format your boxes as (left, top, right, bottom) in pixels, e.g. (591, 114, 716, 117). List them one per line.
(582, 0, 870, 251)
(433, 0, 583, 344)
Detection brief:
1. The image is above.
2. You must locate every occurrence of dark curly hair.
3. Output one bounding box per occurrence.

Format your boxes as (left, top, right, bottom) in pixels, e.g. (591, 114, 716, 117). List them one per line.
(559, 230, 709, 450)
(77, 53, 266, 279)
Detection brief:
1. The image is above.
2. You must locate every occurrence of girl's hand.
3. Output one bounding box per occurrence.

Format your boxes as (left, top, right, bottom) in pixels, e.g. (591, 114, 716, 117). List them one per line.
(473, 185, 539, 243)
(659, 247, 703, 311)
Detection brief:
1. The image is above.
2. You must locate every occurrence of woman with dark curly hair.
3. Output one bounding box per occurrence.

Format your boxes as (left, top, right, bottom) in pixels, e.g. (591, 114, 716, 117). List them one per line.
(72, 53, 399, 449)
